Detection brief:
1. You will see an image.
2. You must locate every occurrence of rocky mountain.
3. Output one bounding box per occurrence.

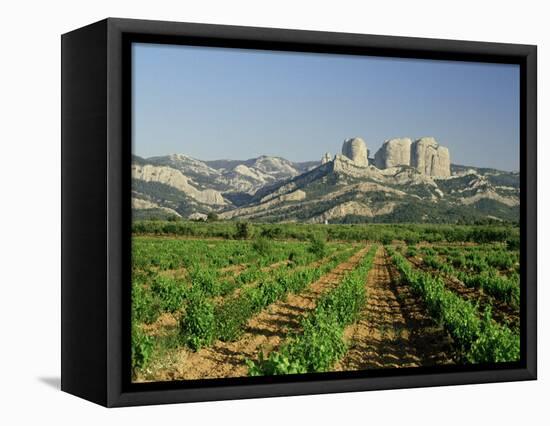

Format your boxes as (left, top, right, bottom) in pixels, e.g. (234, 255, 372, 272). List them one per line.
(132, 137, 519, 224)
(142, 154, 315, 195)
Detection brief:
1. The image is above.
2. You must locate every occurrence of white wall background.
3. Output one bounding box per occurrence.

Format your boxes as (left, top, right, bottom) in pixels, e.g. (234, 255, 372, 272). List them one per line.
(0, 0, 546, 423)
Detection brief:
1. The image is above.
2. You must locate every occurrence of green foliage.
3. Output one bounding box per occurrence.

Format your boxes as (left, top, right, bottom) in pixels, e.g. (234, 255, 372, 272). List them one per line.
(405, 246, 418, 257)
(379, 233, 394, 245)
(132, 283, 162, 324)
(260, 226, 283, 239)
(419, 245, 520, 307)
(189, 267, 220, 296)
(130, 224, 521, 374)
(248, 246, 377, 375)
(458, 270, 520, 308)
(151, 276, 187, 312)
(214, 266, 325, 342)
(235, 222, 252, 239)
(506, 235, 520, 251)
(179, 289, 216, 350)
(131, 327, 154, 373)
(235, 266, 262, 285)
(388, 248, 520, 363)
(133, 220, 519, 246)
(195, 247, 358, 346)
(252, 236, 272, 257)
(207, 212, 219, 222)
(485, 250, 515, 270)
(308, 233, 327, 259)
(403, 232, 420, 245)
(468, 308, 521, 363)
(215, 295, 255, 342)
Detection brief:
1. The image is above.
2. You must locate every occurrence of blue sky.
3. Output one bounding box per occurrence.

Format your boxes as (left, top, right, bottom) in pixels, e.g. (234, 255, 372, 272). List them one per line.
(132, 43, 520, 171)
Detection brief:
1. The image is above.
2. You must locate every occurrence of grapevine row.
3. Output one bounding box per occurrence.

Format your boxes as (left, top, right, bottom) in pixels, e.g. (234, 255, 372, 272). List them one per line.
(417, 249, 519, 308)
(247, 245, 378, 375)
(387, 247, 519, 363)
(180, 246, 363, 350)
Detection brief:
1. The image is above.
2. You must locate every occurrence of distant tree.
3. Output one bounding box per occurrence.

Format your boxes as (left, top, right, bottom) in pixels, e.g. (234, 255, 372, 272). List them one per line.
(207, 212, 219, 222)
(506, 235, 520, 251)
(260, 226, 282, 239)
(235, 222, 251, 239)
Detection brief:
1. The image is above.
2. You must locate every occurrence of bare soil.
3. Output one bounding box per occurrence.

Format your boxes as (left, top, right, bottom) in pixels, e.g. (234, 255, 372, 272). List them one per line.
(158, 267, 188, 280)
(140, 313, 178, 337)
(219, 263, 249, 275)
(136, 246, 370, 382)
(335, 247, 455, 371)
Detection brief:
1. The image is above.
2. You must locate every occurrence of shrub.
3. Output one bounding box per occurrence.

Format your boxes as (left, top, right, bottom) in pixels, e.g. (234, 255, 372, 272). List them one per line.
(403, 232, 420, 246)
(252, 236, 272, 257)
(207, 212, 219, 222)
(260, 226, 282, 239)
(132, 284, 162, 324)
(215, 296, 255, 341)
(151, 276, 187, 312)
(308, 234, 327, 259)
(235, 222, 251, 239)
(405, 246, 418, 257)
(180, 290, 216, 350)
(506, 235, 520, 251)
(379, 234, 393, 245)
(132, 327, 154, 373)
(189, 267, 220, 296)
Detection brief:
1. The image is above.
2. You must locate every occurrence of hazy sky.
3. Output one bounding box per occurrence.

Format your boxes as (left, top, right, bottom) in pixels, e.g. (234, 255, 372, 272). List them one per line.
(132, 43, 520, 171)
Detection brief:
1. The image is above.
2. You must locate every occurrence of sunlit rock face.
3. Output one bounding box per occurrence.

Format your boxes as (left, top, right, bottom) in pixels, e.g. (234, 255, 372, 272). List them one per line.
(410, 137, 451, 177)
(341, 137, 368, 166)
(131, 164, 227, 205)
(374, 138, 412, 169)
(321, 152, 333, 164)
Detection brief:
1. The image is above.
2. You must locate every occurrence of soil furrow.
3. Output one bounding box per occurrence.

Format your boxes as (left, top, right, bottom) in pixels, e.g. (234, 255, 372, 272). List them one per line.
(335, 247, 455, 371)
(137, 246, 370, 382)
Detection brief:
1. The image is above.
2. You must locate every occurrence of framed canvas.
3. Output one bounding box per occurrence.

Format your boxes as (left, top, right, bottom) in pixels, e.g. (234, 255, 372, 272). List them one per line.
(61, 18, 537, 407)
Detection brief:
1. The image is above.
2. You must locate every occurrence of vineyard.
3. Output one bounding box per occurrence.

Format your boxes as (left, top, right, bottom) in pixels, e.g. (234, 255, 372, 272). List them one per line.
(131, 222, 520, 382)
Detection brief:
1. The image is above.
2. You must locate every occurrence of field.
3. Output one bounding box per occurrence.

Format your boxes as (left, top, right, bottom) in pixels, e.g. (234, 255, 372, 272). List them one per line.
(131, 221, 520, 382)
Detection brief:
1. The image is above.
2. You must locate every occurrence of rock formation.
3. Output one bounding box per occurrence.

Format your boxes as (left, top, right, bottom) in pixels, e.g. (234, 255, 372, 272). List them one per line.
(132, 197, 181, 217)
(374, 138, 412, 169)
(341, 137, 368, 166)
(410, 137, 451, 177)
(132, 164, 227, 205)
(321, 152, 332, 164)
(188, 212, 208, 221)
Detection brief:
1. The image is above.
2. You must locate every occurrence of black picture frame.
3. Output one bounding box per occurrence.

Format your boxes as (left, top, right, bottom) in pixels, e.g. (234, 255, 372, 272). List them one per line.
(61, 17, 537, 407)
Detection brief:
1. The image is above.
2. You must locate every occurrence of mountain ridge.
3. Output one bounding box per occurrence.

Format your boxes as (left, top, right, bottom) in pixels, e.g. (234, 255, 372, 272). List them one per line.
(131, 138, 519, 224)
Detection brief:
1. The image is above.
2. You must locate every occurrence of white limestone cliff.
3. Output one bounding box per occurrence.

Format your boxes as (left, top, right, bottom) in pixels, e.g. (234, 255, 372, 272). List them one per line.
(374, 138, 412, 169)
(410, 137, 451, 177)
(341, 137, 368, 166)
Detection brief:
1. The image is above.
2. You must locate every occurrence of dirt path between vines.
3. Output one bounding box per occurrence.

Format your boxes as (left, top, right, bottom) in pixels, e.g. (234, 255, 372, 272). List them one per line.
(335, 247, 455, 371)
(137, 246, 370, 382)
(407, 256, 519, 329)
